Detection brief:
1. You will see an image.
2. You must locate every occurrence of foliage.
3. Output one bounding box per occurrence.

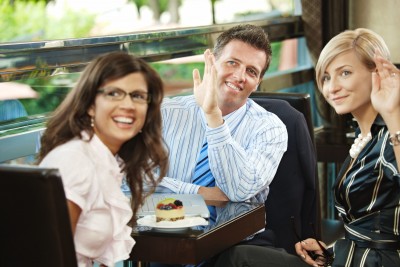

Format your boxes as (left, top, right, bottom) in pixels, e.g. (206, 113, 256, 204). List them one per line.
(157, 0, 169, 14)
(0, 0, 95, 42)
(151, 62, 204, 82)
(6, 0, 54, 3)
(18, 74, 79, 116)
(0, 0, 284, 119)
(269, 42, 282, 73)
(132, 0, 147, 16)
(0, 0, 46, 42)
(0, 0, 94, 119)
(44, 9, 95, 40)
(150, 42, 281, 83)
(130, 0, 181, 19)
(130, 0, 168, 14)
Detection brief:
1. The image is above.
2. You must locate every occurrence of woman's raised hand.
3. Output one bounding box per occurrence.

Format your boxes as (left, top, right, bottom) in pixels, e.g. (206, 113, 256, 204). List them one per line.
(371, 51, 400, 118)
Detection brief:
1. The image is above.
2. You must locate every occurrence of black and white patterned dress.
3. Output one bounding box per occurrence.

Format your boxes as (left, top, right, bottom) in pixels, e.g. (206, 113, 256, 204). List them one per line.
(333, 116, 400, 267)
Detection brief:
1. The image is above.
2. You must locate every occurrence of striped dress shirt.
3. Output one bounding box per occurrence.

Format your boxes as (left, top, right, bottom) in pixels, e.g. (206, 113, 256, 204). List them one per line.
(156, 95, 288, 203)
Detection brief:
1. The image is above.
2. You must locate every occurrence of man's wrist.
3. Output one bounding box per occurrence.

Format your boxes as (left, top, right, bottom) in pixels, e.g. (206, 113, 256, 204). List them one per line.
(205, 112, 223, 128)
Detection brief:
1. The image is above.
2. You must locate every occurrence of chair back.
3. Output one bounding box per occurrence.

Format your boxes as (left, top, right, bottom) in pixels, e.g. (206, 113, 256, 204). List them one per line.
(0, 164, 78, 267)
(250, 91, 319, 254)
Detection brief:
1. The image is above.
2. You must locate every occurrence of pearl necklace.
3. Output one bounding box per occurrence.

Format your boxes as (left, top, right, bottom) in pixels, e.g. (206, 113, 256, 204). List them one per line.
(349, 132, 372, 159)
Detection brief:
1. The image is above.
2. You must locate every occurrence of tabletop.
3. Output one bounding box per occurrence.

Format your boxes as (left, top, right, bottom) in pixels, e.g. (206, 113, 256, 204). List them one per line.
(127, 200, 265, 265)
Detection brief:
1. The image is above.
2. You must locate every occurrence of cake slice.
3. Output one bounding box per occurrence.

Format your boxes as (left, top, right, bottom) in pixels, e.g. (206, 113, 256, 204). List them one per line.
(155, 198, 185, 222)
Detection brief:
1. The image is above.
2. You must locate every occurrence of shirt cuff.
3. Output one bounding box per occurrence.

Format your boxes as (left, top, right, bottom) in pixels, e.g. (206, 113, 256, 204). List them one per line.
(180, 182, 201, 194)
(206, 121, 231, 146)
(159, 177, 200, 194)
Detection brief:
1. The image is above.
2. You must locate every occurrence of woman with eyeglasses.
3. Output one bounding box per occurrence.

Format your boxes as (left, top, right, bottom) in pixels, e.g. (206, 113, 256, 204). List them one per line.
(38, 52, 168, 267)
(295, 28, 400, 267)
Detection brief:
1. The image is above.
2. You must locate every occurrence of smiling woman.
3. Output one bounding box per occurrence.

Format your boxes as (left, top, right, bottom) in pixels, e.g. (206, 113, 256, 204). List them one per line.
(88, 72, 149, 155)
(297, 28, 400, 267)
(37, 51, 168, 267)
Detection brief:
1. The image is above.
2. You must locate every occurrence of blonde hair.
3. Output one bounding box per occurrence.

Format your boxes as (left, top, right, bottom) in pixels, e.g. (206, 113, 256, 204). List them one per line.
(315, 28, 390, 90)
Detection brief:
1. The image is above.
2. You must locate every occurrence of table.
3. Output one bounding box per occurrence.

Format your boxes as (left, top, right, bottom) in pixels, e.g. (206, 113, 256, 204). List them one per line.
(126, 201, 265, 265)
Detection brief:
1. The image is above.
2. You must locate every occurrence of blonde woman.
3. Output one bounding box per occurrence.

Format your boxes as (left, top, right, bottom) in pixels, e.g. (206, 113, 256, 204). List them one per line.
(295, 28, 400, 266)
(214, 28, 400, 267)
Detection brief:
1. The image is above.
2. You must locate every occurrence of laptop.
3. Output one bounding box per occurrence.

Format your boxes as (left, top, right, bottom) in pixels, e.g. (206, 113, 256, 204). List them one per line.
(137, 193, 210, 218)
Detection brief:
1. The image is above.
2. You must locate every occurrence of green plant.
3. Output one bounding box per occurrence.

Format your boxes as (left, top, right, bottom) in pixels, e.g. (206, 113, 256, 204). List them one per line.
(268, 42, 282, 73)
(0, 0, 95, 42)
(151, 62, 204, 82)
(44, 8, 95, 40)
(0, 0, 47, 42)
(19, 73, 79, 116)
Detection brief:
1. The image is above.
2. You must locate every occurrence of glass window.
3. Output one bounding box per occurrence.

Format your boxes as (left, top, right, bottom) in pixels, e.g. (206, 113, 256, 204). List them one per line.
(0, 0, 296, 42)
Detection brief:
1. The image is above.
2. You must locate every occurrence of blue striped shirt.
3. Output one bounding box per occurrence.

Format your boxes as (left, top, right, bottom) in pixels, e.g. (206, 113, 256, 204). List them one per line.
(156, 95, 288, 203)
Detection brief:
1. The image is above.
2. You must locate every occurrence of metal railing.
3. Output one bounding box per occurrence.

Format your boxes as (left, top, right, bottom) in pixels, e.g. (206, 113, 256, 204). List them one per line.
(0, 16, 304, 81)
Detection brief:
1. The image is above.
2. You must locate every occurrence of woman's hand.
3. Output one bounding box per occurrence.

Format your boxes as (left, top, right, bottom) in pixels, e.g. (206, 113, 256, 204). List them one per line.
(371, 52, 400, 119)
(295, 238, 328, 267)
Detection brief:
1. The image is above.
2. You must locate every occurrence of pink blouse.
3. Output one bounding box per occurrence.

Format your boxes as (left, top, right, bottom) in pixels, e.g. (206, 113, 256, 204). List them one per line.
(40, 132, 135, 267)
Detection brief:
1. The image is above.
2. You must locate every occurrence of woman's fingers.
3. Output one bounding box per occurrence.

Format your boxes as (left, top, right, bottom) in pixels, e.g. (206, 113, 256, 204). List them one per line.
(374, 52, 399, 80)
(371, 71, 380, 94)
(295, 239, 325, 267)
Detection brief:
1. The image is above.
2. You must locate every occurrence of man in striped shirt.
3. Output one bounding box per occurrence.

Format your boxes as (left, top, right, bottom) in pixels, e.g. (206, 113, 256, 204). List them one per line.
(156, 24, 288, 204)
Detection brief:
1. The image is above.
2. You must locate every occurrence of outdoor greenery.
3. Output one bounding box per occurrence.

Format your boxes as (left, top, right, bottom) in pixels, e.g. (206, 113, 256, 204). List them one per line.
(1, 0, 284, 122)
(152, 42, 281, 82)
(4, 41, 282, 119)
(0, 0, 95, 42)
(0, 0, 94, 119)
(19, 74, 79, 116)
(16, 39, 280, 117)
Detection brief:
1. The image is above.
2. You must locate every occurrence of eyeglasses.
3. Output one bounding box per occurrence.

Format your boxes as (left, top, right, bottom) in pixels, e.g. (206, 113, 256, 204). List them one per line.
(291, 217, 334, 267)
(98, 87, 151, 104)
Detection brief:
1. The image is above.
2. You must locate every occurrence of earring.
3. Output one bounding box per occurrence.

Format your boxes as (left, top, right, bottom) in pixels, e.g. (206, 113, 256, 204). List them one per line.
(90, 117, 94, 128)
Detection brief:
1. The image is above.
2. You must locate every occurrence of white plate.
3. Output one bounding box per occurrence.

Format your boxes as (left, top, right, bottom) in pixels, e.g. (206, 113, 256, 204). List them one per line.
(137, 215, 208, 232)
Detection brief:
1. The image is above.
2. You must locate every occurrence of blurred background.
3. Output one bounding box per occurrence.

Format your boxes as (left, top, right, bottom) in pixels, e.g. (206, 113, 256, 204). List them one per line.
(0, 0, 303, 126)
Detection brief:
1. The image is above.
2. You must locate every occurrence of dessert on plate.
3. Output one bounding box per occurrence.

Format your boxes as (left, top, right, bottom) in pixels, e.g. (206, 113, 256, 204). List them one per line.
(155, 198, 185, 222)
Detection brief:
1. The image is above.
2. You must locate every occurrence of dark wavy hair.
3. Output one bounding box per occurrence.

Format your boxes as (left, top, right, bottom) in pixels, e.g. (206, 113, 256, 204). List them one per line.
(37, 51, 168, 217)
(213, 24, 272, 77)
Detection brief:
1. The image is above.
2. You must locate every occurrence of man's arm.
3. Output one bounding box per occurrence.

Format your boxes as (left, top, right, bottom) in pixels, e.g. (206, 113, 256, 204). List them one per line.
(156, 176, 228, 201)
(198, 186, 229, 201)
(159, 98, 287, 202)
(208, 117, 288, 202)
